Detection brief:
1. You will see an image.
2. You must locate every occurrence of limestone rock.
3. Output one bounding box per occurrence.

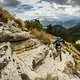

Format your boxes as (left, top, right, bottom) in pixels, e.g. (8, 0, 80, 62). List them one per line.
(0, 30, 30, 42)
(11, 38, 40, 54)
(11, 31, 31, 42)
(0, 21, 30, 43)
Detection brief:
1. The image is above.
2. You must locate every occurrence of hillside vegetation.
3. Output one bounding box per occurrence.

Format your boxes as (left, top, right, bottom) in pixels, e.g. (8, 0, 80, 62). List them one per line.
(46, 24, 80, 51)
(68, 24, 80, 41)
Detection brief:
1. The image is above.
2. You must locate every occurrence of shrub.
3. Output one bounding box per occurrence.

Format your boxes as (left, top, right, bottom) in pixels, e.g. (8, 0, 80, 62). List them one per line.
(25, 20, 43, 30)
(41, 36, 51, 45)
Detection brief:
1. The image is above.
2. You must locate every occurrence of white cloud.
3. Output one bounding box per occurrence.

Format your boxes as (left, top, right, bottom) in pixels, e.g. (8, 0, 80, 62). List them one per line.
(3, 0, 80, 20)
(0, 0, 4, 3)
(15, 1, 57, 20)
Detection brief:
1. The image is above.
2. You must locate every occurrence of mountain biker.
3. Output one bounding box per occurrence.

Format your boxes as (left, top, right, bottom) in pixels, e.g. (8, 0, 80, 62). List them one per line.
(53, 37, 65, 61)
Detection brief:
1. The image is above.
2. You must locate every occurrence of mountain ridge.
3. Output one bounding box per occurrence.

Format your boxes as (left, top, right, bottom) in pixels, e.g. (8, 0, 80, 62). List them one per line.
(40, 17, 80, 28)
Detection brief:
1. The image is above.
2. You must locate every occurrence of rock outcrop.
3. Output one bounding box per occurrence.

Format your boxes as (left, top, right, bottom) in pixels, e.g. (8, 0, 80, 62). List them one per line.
(0, 22, 30, 42)
(11, 38, 41, 54)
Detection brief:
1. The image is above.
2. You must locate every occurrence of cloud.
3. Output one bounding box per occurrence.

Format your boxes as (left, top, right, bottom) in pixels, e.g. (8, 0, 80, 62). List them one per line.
(41, 0, 80, 6)
(41, 0, 68, 4)
(1, 0, 80, 21)
(0, 0, 21, 7)
(12, 1, 80, 21)
(70, 0, 80, 6)
(17, 4, 33, 10)
(0, 0, 40, 7)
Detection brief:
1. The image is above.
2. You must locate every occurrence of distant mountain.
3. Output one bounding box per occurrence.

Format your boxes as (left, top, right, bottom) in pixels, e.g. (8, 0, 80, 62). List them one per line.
(46, 24, 68, 42)
(47, 24, 66, 33)
(40, 17, 80, 28)
(40, 17, 62, 27)
(46, 23, 80, 43)
(62, 19, 80, 28)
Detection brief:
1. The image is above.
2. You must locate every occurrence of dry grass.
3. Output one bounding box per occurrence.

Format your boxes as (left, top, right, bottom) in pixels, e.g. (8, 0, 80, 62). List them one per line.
(15, 18, 25, 29)
(0, 7, 25, 29)
(30, 29, 53, 45)
(30, 29, 56, 45)
(0, 7, 15, 23)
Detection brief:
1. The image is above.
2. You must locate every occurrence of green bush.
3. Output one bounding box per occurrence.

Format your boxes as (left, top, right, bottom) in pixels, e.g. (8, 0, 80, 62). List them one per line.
(25, 20, 43, 30)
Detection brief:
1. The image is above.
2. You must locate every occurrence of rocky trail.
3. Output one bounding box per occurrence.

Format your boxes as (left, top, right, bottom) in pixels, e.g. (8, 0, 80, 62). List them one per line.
(17, 44, 80, 80)
(0, 20, 80, 80)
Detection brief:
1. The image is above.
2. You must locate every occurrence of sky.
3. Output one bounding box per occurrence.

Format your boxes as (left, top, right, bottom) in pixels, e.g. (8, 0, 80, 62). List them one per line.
(0, 0, 80, 21)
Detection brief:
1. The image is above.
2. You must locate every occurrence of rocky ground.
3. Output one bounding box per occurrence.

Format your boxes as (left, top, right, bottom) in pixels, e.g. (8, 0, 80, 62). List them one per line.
(0, 20, 80, 80)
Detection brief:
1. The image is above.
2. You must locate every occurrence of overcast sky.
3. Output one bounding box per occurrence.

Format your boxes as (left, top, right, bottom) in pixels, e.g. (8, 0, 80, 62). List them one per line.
(0, 0, 80, 20)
